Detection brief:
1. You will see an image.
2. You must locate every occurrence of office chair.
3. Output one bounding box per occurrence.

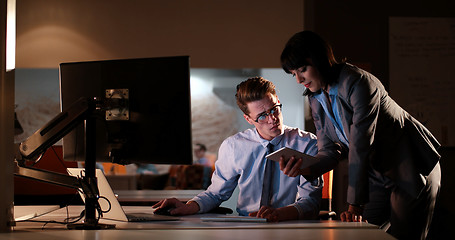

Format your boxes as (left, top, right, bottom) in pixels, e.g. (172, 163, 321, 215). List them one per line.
(319, 170, 336, 220)
(175, 165, 206, 189)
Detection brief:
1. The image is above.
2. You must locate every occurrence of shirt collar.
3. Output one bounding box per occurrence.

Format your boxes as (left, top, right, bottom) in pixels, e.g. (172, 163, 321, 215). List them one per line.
(328, 83, 339, 96)
(313, 82, 339, 100)
(255, 126, 286, 149)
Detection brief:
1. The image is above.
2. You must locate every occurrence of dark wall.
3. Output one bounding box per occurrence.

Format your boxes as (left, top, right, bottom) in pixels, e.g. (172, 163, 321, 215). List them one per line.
(305, 0, 455, 90)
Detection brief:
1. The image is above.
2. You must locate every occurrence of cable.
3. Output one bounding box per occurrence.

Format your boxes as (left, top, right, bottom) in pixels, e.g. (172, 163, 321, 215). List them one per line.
(98, 196, 112, 214)
(14, 193, 112, 229)
(15, 205, 85, 230)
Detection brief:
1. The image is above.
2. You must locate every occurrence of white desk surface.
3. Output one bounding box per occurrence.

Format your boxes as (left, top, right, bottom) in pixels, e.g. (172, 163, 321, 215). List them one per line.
(7, 205, 396, 240)
(114, 189, 204, 203)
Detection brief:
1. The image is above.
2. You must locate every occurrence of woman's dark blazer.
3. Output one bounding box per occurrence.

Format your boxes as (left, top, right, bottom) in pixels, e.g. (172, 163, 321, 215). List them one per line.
(307, 63, 440, 205)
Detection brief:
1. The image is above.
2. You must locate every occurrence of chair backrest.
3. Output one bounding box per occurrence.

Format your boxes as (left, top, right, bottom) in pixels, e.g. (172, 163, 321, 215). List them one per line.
(322, 170, 333, 211)
(318, 170, 336, 219)
(175, 165, 205, 189)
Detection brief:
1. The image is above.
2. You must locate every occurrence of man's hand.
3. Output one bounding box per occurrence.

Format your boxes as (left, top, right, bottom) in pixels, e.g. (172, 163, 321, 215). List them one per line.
(152, 198, 200, 216)
(340, 204, 365, 222)
(249, 206, 299, 222)
(279, 156, 311, 177)
(249, 206, 280, 222)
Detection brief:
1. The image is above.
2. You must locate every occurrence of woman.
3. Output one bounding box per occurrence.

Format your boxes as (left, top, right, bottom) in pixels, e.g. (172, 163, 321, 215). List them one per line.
(279, 30, 440, 240)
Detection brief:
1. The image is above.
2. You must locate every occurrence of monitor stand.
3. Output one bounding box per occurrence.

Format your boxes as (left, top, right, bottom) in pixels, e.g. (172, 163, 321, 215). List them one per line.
(15, 98, 116, 229)
(66, 109, 115, 230)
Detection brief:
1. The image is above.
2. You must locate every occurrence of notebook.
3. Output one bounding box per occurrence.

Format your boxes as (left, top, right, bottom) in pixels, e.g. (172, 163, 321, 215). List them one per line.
(67, 168, 180, 222)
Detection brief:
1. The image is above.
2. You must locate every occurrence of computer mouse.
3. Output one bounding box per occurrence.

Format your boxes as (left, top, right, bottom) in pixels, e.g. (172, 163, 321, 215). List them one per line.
(154, 206, 176, 216)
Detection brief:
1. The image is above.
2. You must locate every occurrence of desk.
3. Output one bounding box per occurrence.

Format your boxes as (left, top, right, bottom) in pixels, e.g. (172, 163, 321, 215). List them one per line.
(7, 206, 396, 240)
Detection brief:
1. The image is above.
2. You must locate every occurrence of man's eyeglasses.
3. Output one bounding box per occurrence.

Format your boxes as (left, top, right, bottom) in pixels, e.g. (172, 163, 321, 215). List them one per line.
(252, 104, 283, 123)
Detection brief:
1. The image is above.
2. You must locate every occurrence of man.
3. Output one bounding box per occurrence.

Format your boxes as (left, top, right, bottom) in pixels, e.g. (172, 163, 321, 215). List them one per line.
(194, 143, 212, 167)
(153, 77, 322, 221)
(194, 143, 214, 189)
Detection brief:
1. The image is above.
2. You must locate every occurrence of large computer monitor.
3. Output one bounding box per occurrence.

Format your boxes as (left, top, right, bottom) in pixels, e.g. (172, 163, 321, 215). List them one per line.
(59, 56, 192, 165)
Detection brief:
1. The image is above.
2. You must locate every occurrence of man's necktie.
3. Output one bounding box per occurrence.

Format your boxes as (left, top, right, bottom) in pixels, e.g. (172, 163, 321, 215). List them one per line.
(260, 143, 274, 207)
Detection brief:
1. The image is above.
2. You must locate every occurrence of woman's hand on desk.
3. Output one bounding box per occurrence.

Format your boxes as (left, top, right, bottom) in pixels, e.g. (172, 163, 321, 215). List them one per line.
(340, 204, 366, 222)
(152, 198, 200, 216)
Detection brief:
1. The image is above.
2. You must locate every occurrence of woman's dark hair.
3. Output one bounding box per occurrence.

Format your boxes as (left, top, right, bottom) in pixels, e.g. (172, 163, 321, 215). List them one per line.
(280, 31, 341, 93)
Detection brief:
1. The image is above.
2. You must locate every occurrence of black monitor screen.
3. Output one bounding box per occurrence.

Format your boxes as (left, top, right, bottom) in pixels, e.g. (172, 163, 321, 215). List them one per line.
(59, 56, 192, 165)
